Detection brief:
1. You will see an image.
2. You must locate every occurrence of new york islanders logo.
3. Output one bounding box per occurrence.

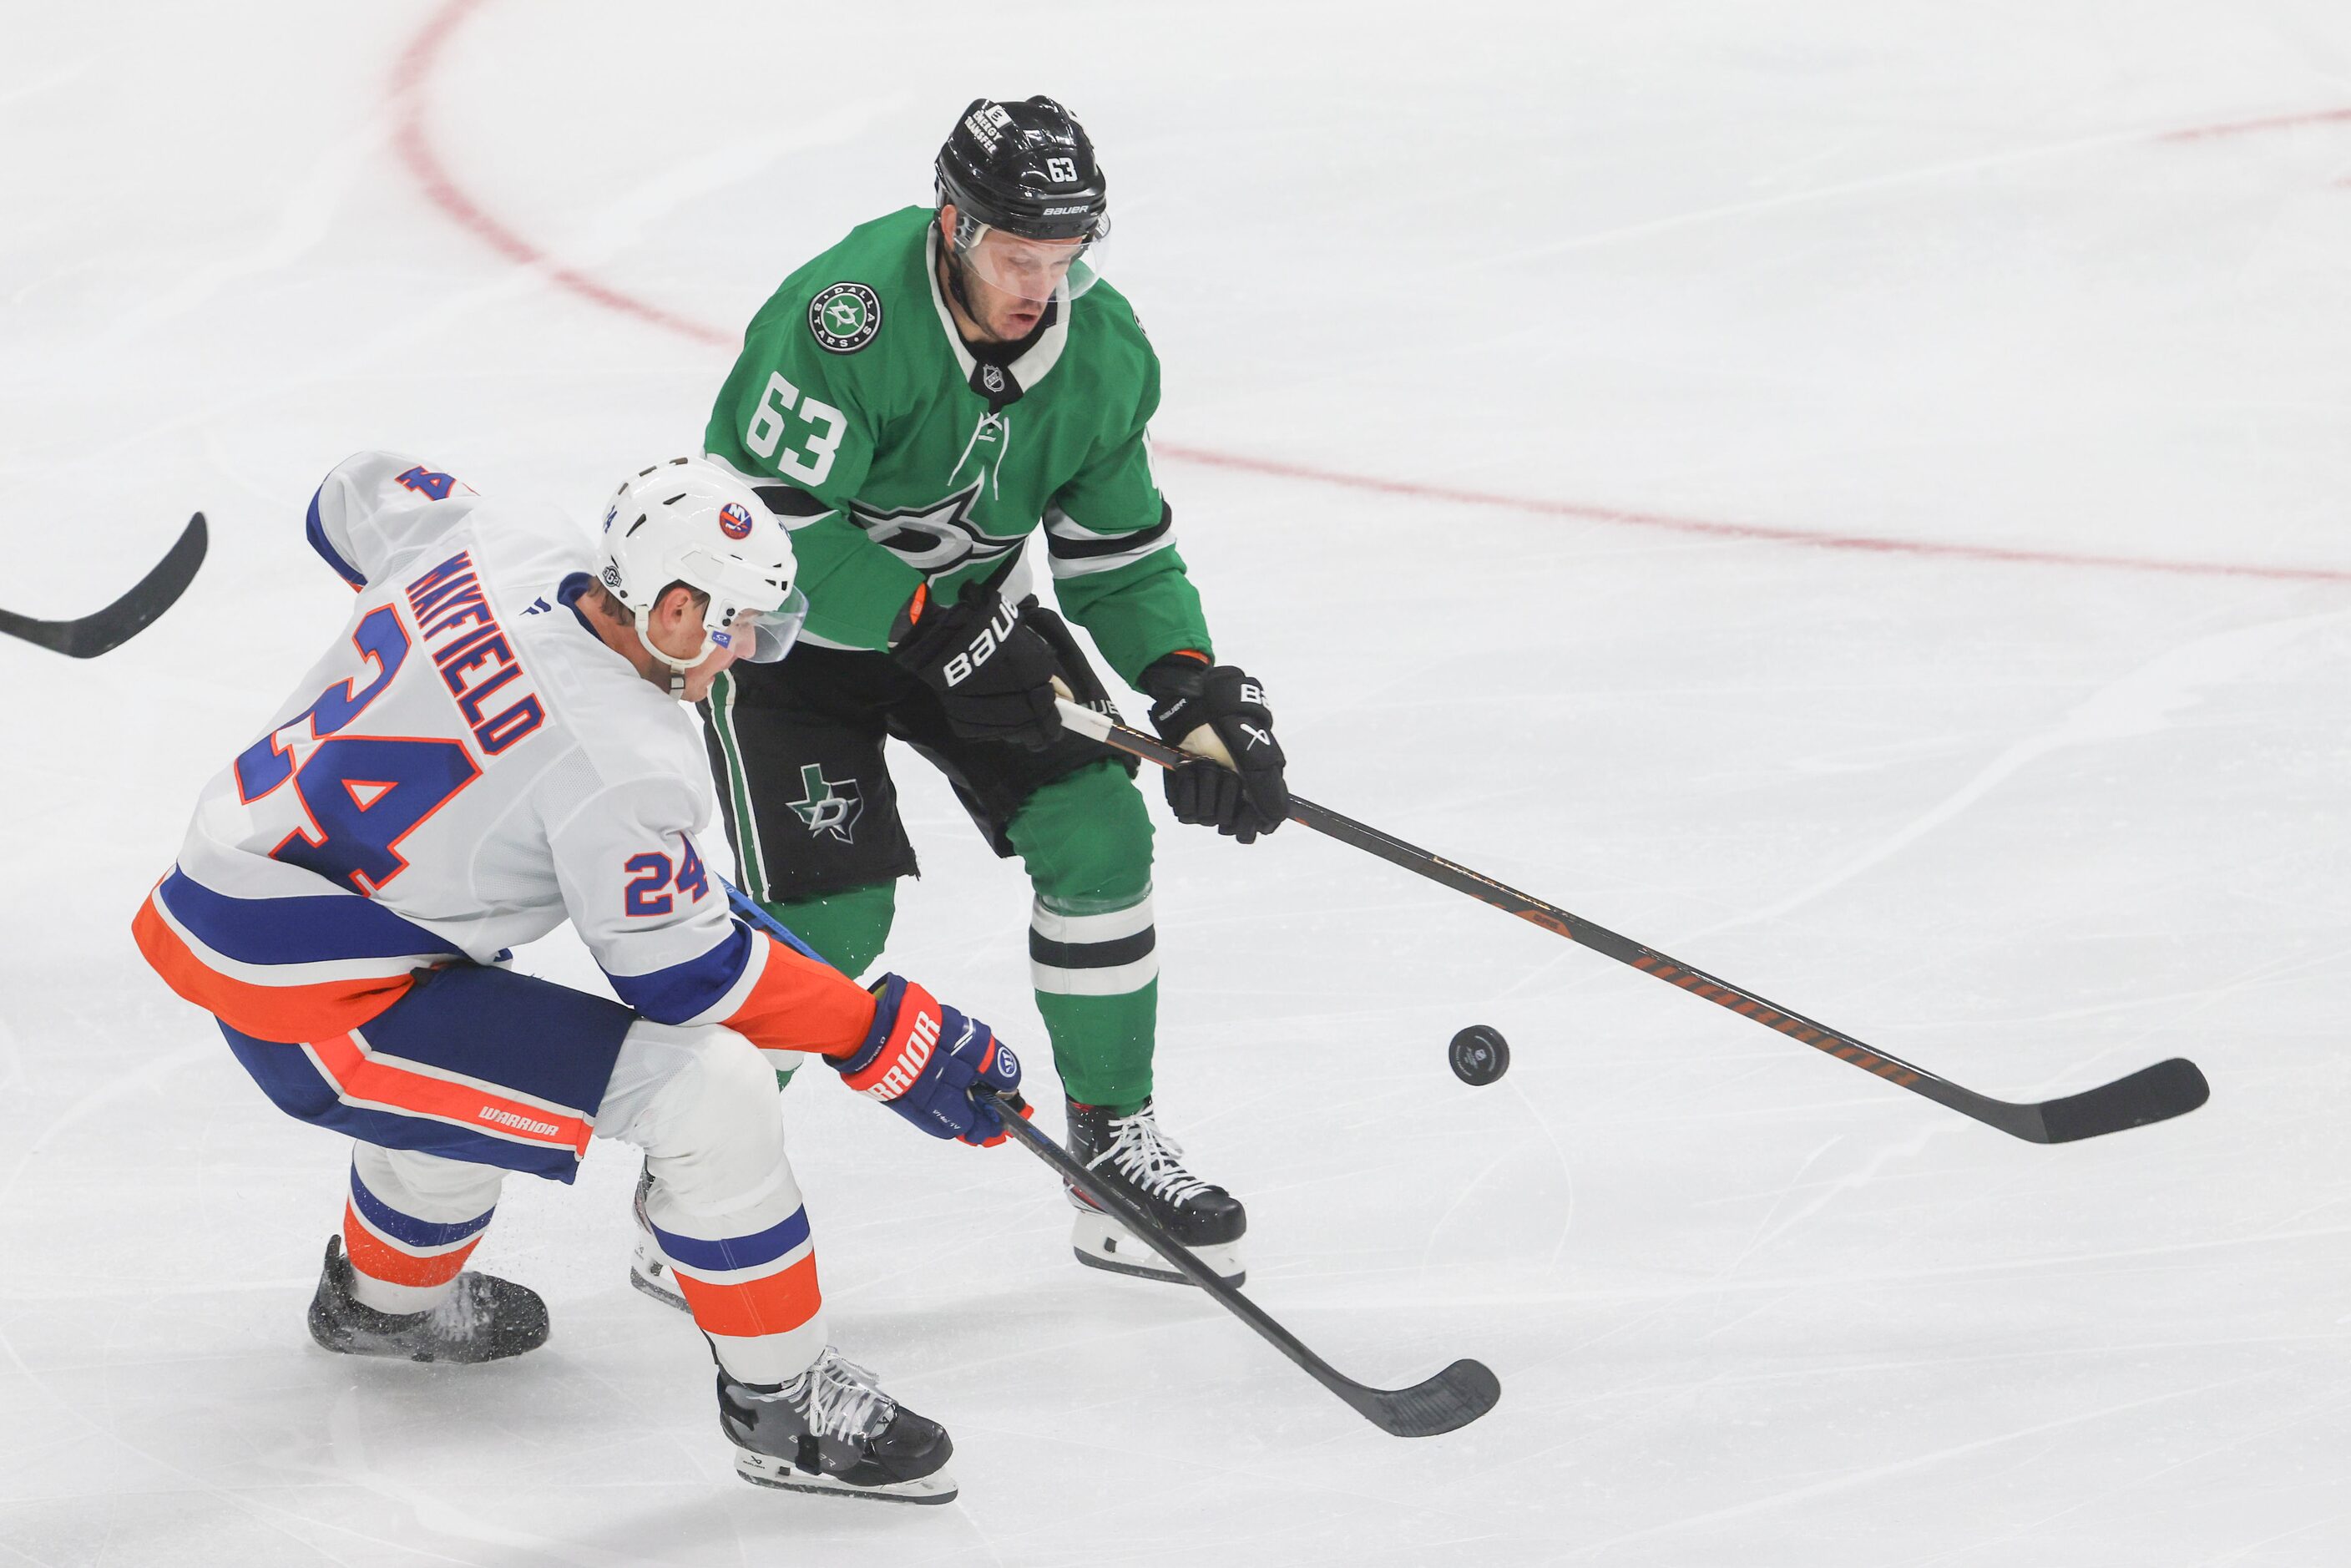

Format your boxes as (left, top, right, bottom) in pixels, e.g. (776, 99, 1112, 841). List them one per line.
(808, 282, 882, 353)
(717, 501, 754, 539)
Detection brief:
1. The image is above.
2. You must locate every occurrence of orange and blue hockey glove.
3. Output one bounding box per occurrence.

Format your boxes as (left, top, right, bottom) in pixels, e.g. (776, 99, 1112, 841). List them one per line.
(832, 974, 1029, 1146)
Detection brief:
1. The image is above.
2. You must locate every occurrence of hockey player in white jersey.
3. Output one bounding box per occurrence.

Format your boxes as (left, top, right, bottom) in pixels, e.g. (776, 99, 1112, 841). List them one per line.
(132, 451, 1029, 1505)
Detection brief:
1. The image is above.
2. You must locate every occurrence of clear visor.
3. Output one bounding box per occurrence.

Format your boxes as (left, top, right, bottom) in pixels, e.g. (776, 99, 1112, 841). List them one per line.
(675, 543, 801, 665)
(712, 584, 807, 664)
(955, 221, 1107, 304)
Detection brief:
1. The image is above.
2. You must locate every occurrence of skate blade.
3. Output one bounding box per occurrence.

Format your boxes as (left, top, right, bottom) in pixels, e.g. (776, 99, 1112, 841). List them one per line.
(735, 1449, 958, 1505)
(628, 1237, 690, 1315)
(1070, 1211, 1244, 1287)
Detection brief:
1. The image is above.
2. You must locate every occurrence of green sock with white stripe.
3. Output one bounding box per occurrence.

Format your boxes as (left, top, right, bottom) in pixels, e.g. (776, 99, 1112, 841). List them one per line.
(1031, 907, 1157, 1113)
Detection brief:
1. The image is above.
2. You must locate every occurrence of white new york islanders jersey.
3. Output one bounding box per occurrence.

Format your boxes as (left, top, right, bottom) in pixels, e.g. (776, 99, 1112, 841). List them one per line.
(134, 451, 862, 1053)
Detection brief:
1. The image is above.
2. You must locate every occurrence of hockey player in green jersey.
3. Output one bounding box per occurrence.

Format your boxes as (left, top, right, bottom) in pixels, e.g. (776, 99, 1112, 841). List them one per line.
(658, 95, 1288, 1291)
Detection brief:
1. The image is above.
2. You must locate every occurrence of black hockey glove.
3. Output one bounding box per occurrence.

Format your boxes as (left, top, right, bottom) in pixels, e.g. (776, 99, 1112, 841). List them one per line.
(889, 589, 1064, 749)
(1139, 654, 1289, 843)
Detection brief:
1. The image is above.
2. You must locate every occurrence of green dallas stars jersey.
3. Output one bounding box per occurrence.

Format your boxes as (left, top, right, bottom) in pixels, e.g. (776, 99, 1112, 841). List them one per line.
(704, 205, 1212, 685)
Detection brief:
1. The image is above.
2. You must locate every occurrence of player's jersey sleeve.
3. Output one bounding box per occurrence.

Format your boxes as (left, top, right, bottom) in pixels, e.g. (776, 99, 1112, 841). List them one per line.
(305, 450, 478, 591)
(1045, 342, 1216, 684)
(705, 308, 923, 651)
(548, 774, 872, 1055)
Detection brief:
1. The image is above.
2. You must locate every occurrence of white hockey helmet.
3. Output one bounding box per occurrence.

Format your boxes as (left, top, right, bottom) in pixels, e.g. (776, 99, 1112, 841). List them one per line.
(598, 458, 806, 686)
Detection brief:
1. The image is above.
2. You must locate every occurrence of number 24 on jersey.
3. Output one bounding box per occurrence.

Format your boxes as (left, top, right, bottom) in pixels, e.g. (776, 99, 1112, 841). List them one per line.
(623, 840, 710, 917)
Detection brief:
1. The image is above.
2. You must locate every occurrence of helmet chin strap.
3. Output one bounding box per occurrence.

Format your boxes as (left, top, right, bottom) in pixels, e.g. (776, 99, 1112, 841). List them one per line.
(633, 607, 706, 699)
(942, 235, 982, 326)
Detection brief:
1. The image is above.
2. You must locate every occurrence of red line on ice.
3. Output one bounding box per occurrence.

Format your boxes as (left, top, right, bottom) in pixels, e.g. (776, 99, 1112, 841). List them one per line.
(2157, 106, 2351, 143)
(1145, 448, 2351, 584)
(391, 0, 734, 351)
(387, 1, 2351, 588)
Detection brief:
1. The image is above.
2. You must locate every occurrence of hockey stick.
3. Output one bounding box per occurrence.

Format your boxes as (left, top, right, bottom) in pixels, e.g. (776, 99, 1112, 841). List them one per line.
(982, 1089, 1500, 1439)
(0, 513, 207, 658)
(721, 882, 1499, 1438)
(1054, 697, 2209, 1146)
(725, 882, 828, 964)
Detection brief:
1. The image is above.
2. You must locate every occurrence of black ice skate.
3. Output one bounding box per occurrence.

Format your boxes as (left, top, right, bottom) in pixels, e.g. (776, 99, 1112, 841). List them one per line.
(306, 1236, 549, 1364)
(628, 1161, 690, 1314)
(1064, 1097, 1246, 1287)
(719, 1348, 958, 1505)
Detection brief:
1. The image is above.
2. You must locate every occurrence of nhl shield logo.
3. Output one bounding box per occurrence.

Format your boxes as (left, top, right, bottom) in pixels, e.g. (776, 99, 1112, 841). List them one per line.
(980, 364, 1005, 395)
(717, 501, 754, 539)
(808, 281, 882, 353)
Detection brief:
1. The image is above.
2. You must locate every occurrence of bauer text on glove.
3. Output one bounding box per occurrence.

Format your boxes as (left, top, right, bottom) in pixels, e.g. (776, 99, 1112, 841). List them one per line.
(888, 587, 1063, 748)
(1139, 654, 1288, 842)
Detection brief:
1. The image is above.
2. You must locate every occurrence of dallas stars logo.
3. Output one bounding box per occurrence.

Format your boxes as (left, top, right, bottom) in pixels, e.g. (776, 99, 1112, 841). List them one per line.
(788, 763, 863, 844)
(849, 478, 1021, 574)
(808, 281, 882, 353)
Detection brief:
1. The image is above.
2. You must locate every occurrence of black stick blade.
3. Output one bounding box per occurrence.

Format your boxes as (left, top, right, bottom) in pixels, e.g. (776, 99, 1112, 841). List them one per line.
(0, 513, 207, 658)
(1342, 1358, 1501, 1438)
(2030, 1057, 2210, 1144)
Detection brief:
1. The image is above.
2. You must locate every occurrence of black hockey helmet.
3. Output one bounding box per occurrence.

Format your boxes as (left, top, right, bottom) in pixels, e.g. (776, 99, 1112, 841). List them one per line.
(934, 96, 1109, 243)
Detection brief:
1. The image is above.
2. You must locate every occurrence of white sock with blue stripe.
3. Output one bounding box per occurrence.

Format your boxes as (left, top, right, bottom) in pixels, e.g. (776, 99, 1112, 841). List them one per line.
(343, 1144, 504, 1314)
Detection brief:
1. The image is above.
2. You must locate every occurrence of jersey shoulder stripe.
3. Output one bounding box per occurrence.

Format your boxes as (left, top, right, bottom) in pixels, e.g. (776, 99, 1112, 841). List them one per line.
(306, 486, 367, 589)
(306, 450, 485, 591)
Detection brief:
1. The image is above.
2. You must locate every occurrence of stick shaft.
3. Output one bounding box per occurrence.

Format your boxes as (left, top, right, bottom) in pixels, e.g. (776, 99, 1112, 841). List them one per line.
(1054, 698, 2204, 1142)
(724, 879, 1488, 1429)
(988, 1094, 1385, 1399)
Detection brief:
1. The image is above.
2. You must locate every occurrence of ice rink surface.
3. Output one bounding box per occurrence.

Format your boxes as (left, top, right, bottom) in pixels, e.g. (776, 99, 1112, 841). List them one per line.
(6, 2, 2351, 1562)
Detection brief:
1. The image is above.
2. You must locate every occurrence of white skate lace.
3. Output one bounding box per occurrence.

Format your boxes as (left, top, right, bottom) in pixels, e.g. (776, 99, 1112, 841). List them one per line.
(781, 1347, 897, 1444)
(1090, 1108, 1214, 1205)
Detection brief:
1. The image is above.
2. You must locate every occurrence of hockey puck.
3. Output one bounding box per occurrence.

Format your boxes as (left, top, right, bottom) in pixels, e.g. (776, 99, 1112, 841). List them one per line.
(1448, 1025, 1510, 1086)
